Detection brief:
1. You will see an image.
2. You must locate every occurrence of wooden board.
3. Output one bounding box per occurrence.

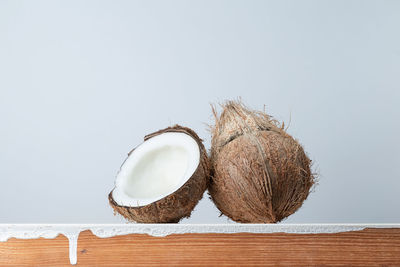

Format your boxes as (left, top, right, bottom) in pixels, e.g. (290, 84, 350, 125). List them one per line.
(0, 228, 399, 266)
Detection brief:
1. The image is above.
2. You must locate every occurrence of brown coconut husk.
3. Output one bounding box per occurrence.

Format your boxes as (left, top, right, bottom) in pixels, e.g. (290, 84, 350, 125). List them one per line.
(209, 101, 315, 223)
(109, 125, 210, 223)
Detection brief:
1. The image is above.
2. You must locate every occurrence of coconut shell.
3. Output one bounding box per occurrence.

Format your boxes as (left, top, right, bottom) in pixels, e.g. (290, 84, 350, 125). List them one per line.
(109, 125, 210, 223)
(209, 101, 315, 223)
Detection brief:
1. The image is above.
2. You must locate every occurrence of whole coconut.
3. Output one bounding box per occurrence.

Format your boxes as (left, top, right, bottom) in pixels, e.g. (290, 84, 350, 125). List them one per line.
(209, 101, 315, 223)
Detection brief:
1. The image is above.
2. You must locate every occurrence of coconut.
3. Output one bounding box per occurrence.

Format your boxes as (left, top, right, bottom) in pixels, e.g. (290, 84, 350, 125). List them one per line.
(109, 125, 210, 223)
(209, 101, 315, 223)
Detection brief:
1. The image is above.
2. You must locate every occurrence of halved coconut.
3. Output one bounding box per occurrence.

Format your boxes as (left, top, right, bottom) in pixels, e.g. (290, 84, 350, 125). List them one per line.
(109, 125, 210, 223)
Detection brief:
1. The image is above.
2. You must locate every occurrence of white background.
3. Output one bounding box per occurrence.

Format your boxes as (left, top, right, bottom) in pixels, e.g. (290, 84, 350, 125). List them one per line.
(0, 0, 399, 223)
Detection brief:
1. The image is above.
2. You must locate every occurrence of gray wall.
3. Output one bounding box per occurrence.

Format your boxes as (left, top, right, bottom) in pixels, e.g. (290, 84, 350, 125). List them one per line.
(0, 0, 399, 223)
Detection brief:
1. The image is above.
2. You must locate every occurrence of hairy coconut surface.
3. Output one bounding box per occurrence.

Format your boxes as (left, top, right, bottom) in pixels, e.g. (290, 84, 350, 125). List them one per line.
(109, 125, 210, 223)
(209, 101, 315, 223)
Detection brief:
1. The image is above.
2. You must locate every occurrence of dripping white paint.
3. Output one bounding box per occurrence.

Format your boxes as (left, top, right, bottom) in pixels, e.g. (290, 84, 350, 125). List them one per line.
(1, 224, 398, 265)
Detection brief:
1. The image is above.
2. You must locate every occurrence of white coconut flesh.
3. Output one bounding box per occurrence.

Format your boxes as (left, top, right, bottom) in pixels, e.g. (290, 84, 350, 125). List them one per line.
(112, 132, 200, 207)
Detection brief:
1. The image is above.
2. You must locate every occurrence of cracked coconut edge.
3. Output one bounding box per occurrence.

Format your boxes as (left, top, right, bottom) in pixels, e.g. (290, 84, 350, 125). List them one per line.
(0, 224, 399, 265)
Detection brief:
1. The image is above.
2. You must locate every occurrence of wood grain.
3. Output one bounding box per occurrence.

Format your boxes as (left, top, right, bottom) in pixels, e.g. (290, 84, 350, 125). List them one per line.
(0, 228, 399, 266)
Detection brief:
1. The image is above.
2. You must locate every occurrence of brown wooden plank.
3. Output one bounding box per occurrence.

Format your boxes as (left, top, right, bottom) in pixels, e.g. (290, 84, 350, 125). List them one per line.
(0, 228, 399, 266)
(0, 234, 69, 267)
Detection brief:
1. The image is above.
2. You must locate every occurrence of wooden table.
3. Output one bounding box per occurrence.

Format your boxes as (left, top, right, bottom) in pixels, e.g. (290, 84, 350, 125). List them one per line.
(0, 224, 399, 266)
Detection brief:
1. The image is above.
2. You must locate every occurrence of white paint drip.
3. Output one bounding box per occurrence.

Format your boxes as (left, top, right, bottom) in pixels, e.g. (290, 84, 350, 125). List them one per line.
(68, 234, 79, 265)
(0, 224, 399, 265)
